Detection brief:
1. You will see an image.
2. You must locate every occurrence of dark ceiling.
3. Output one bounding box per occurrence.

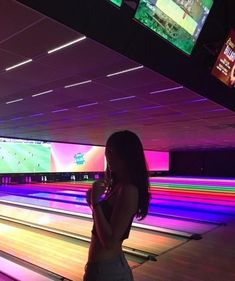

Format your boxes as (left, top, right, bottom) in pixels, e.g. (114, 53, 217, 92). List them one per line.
(0, 0, 234, 151)
(17, 0, 235, 110)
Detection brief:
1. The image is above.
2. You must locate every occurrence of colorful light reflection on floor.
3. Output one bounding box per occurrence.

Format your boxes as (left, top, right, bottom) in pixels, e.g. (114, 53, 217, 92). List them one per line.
(1, 177, 235, 230)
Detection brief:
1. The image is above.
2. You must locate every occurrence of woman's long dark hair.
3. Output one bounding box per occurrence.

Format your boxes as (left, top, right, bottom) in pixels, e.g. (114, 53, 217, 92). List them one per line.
(105, 130, 150, 220)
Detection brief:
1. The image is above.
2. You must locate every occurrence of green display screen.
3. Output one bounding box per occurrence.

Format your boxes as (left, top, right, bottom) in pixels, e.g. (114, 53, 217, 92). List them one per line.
(134, 0, 213, 55)
(109, 0, 123, 7)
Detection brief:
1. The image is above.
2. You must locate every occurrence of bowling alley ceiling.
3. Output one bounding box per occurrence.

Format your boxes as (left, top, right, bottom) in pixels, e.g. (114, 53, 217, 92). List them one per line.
(0, 0, 235, 151)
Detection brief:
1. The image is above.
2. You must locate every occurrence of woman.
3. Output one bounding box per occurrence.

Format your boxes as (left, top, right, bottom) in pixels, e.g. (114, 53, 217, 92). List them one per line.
(84, 130, 150, 281)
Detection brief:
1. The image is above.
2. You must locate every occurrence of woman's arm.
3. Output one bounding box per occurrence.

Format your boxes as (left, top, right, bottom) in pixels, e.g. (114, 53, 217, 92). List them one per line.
(89, 180, 113, 247)
(92, 184, 138, 249)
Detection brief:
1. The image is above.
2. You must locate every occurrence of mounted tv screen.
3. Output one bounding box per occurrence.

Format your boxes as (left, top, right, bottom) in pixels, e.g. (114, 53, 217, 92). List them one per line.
(109, 0, 123, 7)
(134, 0, 214, 55)
(211, 29, 235, 88)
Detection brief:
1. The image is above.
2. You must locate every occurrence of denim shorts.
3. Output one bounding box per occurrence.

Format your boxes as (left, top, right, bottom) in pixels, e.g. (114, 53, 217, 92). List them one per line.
(83, 254, 134, 281)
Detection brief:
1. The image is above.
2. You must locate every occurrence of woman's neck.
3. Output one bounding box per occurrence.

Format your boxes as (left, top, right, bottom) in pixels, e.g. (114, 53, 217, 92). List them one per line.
(115, 171, 130, 184)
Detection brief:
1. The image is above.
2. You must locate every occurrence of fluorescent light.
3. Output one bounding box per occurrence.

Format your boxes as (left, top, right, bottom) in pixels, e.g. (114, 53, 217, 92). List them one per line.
(6, 98, 23, 104)
(139, 105, 162, 111)
(77, 102, 98, 108)
(47, 36, 86, 54)
(64, 80, 92, 88)
(51, 109, 68, 113)
(109, 95, 136, 102)
(32, 90, 53, 97)
(110, 110, 129, 115)
(5, 59, 32, 71)
(207, 108, 227, 112)
(150, 86, 183, 94)
(106, 65, 144, 77)
(30, 113, 44, 117)
(10, 117, 23, 121)
(185, 98, 207, 103)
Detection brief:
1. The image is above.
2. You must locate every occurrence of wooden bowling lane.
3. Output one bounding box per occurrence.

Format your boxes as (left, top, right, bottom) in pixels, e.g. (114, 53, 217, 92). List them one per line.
(137, 214, 219, 235)
(133, 222, 235, 281)
(0, 218, 143, 281)
(0, 218, 86, 281)
(0, 203, 187, 257)
(0, 192, 224, 233)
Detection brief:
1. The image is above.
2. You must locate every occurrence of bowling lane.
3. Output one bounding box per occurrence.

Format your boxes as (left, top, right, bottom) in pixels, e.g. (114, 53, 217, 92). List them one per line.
(0, 194, 91, 214)
(1, 186, 235, 221)
(2, 186, 235, 207)
(2, 187, 235, 220)
(0, 219, 144, 281)
(138, 214, 219, 235)
(149, 198, 235, 215)
(2, 182, 235, 213)
(0, 203, 187, 256)
(0, 193, 220, 236)
(2, 179, 235, 208)
(2, 176, 235, 225)
(0, 218, 89, 281)
(150, 177, 235, 187)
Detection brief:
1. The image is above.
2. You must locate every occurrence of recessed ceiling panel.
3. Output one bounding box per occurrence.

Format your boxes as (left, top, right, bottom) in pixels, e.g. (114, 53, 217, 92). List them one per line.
(0, 0, 43, 42)
(0, 18, 79, 57)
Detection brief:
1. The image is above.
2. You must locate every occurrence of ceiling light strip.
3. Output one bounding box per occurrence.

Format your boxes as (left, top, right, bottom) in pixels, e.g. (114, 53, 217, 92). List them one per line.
(208, 108, 227, 112)
(51, 109, 68, 113)
(77, 102, 98, 108)
(11, 117, 23, 121)
(139, 105, 162, 111)
(109, 95, 136, 102)
(5, 59, 33, 71)
(30, 113, 44, 117)
(186, 98, 207, 103)
(32, 90, 53, 98)
(64, 80, 92, 88)
(106, 65, 144, 77)
(6, 98, 23, 105)
(150, 86, 183, 94)
(47, 36, 86, 54)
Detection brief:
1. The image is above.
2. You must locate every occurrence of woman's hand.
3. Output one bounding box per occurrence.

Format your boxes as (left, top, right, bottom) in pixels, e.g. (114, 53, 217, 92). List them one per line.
(91, 179, 107, 205)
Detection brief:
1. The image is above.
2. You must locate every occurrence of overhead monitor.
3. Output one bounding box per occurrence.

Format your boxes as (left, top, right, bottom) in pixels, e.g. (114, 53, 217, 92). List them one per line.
(211, 29, 235, 88)
(134, 0, 214, 55)
(108, 0, 123, 7)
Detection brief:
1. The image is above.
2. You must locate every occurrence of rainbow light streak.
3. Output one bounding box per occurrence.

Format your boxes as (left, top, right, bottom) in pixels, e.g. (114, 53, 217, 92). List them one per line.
(150, 195, 235, 207)
(150, 177, 235, 185)
(150, 189, 235, 202)
(2, 177, 235, 233)
(150, 183, 235, 194)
